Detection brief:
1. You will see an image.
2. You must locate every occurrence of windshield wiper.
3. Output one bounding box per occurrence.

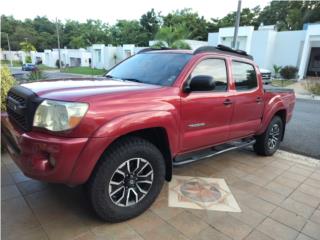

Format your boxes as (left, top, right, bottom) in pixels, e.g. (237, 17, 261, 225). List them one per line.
(105, 74, 115, 79)
(120, 78, 143, 83)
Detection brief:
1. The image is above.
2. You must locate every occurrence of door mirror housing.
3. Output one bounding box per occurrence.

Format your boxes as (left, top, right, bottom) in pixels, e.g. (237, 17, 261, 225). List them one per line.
(184, 75, 216, 92)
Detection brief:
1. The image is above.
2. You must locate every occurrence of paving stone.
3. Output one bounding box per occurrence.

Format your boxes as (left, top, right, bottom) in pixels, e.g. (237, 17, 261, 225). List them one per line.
(290, 190, 320, 208)
(302, 220, 320, 240)
(150, 197, 184, 221)
(193, 227, 232, 240)
(304, 177, 320, 189)
(280, 198, 315, 218)
(281, 171, 307, 182)
(91, 222, 142, 240)
(228, 204, 266, 227)
(255, 187, 287, 205)
(310, 171, 320, 181)
(310, 209, 320, 225)
(265, 181, 295, 196)
(2, 197, 42, 239)
(207, 214, 252, 240)
(142, 222, 188, 240)
(288, 165, 313, 177)
(244, 230, 273, 240)
(257, 218, 299, 240)
(17, 179, 49, 195)
(11, 171, 32, 183)
(169, 211, 208, 238)
(243, 174, 270, 187)
(1, 184, 21, 200)
(127, 210, 165, 235)
(296, 233, 315, 240)
(270, 207, 307, 231)
(298, 183, 320, 198)
(274, 175, 302, 188)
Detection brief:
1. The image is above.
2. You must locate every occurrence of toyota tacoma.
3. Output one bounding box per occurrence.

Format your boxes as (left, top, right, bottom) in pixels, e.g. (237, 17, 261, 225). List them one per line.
(1, 45, 295, 222)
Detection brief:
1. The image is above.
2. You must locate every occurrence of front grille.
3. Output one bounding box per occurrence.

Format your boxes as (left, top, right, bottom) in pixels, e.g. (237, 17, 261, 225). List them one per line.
(262, 73, 271, 80)
(6, 86, 41, 131)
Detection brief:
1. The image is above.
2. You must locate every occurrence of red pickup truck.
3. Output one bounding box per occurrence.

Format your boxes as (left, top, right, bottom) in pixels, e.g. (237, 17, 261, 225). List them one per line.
(2, 45, 295, 222)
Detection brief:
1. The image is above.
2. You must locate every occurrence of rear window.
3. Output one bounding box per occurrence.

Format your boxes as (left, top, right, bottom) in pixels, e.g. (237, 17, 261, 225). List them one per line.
(232, 61, 257, 91)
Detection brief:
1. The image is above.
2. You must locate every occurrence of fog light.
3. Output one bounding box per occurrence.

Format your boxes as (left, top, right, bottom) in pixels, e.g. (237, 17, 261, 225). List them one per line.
(48, 155, 56, 168)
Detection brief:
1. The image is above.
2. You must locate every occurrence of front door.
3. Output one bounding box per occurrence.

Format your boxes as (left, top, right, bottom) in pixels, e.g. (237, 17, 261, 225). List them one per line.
(180, 58, 234, 152)
(229, 60, 264, 139)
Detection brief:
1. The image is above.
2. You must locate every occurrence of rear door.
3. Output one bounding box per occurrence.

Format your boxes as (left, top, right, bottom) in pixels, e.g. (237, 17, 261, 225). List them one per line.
(229, 60, 264, 139)
(180, 57, 234, 152)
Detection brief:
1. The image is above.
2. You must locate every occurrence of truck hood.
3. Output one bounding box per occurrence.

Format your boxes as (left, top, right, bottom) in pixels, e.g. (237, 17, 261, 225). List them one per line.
(21, 78, 161, 101)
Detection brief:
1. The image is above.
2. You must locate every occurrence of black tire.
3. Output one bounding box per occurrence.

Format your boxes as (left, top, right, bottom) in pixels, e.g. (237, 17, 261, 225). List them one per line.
(87, 136, 165, 222)
(254, 116, 284, 156)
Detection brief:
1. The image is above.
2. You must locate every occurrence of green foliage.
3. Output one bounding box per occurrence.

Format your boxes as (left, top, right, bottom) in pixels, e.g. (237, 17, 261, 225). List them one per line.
(273, 64, 282, 78)
(1, 65, 16, 111)
(25, 55, 32, 63)
(1, 2, 320, 50)
(27, 69, 47, 81)
(20, 41, 36, 52)
(155, 25, 189, 47)
(171, 40, 191, 50)
(280, 66, 298, 79)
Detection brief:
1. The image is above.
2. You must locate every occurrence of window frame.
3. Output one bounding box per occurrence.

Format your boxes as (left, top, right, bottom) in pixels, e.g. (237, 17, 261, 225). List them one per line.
(231, 60, 258, 92)
(188, 57, 230, 93)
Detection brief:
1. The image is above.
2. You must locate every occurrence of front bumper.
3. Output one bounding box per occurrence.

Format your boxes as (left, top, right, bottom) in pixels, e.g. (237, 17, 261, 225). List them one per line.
(1, 113, 88, 184)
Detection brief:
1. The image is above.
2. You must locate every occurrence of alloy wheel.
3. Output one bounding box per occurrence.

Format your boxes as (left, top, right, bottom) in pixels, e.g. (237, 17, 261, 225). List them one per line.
(108, 158, 154, 207)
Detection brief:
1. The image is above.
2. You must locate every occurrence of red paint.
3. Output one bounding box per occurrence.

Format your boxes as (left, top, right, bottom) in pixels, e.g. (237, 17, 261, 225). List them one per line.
(1, 51, 295, 185)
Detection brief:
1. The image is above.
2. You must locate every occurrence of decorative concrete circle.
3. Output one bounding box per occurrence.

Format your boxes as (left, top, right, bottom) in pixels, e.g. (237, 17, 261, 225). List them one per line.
(180, 179, 222, 202)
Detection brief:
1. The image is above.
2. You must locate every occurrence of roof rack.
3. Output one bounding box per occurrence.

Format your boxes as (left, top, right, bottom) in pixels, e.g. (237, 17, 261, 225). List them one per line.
(193, 44, 253, 60)
(137, 47, 174, 54)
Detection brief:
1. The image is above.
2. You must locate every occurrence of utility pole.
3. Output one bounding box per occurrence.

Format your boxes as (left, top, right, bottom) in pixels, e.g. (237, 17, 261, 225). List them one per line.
(232, 0, 242, 49)
(56, 18, 62, 71)
(6, 33, 13, 67)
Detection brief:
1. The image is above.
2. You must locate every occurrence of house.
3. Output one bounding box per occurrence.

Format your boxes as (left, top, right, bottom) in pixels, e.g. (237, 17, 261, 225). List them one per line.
(88, 44, 146, 70)
(31, 48, 91, 68)
(208, 23, 320, 79)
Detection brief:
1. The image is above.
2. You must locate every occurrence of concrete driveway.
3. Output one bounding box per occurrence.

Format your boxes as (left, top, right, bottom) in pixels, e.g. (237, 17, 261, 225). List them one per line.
(2, 150, 320, 240)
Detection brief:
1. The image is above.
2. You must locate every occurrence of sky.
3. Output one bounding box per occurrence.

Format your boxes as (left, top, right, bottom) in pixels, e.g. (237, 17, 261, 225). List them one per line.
(2, 0, 270, 24)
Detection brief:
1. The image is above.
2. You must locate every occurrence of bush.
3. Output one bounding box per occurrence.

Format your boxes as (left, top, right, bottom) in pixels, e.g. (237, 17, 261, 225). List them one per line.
(28, 69, 47, 81)
(280, 66, 298, 79)
(25, 55, 32, 63)
(1, 65, 16, 111)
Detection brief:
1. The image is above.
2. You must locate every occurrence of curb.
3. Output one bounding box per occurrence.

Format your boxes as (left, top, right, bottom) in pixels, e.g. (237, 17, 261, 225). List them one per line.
(275, 150, 320, 168)
(295, 94, 320, 101)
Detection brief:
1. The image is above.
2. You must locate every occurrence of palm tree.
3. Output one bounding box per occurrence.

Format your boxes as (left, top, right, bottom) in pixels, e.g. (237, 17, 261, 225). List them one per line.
(153, 25, 191, 50)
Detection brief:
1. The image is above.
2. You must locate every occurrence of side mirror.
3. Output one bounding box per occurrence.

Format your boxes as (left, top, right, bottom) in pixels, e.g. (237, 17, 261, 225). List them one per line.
(184, 75, 215, 92)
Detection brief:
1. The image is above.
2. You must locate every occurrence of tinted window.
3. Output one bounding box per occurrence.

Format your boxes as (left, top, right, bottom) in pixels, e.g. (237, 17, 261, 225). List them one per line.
(232, 61, 257, 90)
(191, 59, 228, 91)
(106, 53, 192, 86)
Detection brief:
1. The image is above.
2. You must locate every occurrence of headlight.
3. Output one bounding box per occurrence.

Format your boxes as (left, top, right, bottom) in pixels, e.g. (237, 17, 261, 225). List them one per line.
(33, 100, 88, 132)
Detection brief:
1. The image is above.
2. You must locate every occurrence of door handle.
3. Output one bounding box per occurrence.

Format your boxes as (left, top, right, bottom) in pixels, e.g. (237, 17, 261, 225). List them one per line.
(223, 99, 233, 106)
(256, 97, 263, 103)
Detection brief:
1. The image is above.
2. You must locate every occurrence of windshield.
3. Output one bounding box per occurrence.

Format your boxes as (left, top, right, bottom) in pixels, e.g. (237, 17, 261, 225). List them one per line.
(106, 52, 192, 86)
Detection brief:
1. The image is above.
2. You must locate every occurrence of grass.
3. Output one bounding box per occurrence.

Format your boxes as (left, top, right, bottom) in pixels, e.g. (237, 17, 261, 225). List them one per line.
(271, 79, 296, 87)
(1, 60, 22, 67)
(304, 79, 320, 95)
(37, 64, 57, 71)
(62, 67, 106, 75)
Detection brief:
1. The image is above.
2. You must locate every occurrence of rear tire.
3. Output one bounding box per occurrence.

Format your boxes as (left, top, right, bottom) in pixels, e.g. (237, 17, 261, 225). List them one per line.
(254, 116, 283, 156)
(87, 136, 165, 222)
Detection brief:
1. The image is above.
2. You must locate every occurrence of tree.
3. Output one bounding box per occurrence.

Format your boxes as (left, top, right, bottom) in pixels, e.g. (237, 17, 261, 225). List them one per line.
(110, 20, 147, 46)
(163, 9, 209, 40)
(154, 25, 191, 49)
(140, 9, 161, 42)
(20, 41, 36, 52)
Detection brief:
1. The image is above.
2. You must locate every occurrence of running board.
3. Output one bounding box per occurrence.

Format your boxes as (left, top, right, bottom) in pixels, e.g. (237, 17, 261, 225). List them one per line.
(173, 139, 256, 166)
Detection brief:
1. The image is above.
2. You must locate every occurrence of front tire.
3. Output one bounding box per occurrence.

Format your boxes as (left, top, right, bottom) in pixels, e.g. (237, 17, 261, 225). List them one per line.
(87, 136, 165, 222)
(254, 116, 283, 156)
